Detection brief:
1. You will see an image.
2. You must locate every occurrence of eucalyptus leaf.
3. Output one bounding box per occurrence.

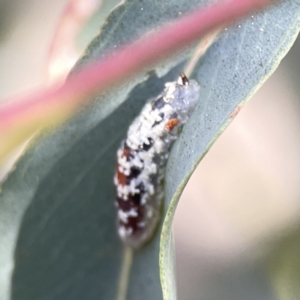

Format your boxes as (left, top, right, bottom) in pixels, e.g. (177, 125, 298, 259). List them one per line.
(160, 2, 300, 298)
(76, 0, 121, 52)
(0, 1, 299, 300)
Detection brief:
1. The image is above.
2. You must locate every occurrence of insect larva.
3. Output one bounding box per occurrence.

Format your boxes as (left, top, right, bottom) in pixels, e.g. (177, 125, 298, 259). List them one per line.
(114, 73, 200, 248)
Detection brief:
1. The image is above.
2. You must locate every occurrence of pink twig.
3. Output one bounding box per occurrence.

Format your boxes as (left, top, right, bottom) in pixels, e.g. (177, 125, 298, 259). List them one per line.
(0, 0, 273, 131)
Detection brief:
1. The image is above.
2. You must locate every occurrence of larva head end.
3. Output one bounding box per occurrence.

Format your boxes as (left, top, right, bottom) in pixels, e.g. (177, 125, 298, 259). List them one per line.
(178, 72, 189, 86)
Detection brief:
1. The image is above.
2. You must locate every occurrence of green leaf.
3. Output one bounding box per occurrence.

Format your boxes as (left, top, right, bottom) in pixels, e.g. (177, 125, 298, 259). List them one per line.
(76, 0, 121, 52)
(0, 1, 299, 300)
(160, 3, 300, 298)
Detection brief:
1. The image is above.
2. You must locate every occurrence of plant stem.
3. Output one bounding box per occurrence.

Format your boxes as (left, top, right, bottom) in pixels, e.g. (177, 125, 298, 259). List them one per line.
(184, 28, 221, 78)
(116, 246, 133, 300)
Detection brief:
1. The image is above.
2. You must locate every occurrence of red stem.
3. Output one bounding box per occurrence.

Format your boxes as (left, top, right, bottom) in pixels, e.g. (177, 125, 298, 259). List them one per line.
(0, 0, 273, 130)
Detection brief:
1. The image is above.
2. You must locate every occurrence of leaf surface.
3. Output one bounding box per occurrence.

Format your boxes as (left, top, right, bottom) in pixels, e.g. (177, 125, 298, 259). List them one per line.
(0, 1, 299, 300)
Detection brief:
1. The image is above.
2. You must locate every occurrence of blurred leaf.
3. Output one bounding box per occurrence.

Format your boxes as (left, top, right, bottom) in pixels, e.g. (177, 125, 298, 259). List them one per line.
(0, 1, 299, 300)
(76, 0, 121, 51)
(1, 0, 271, 165)
(47, 0, 120, 82)
(267, 228, 300, 300)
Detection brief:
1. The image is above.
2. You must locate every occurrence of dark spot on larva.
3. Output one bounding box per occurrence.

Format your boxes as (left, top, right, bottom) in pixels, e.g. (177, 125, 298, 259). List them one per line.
(126, 181, 146, 206)
(149, 173, 157, 185)
(129, 166, 141, 179)
(152, 97, 165, 109)
(170, 112, 178, 119)
(152, 153, 162, 166)
(136, 182, 145, 194)
(140, 137, 153, 151)
(117, 197, 132, 211)
(130, 193, 141, 205)
(152, 112, 164, 127)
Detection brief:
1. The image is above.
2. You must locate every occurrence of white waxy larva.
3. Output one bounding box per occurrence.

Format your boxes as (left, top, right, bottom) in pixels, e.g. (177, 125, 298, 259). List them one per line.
(114, 73, 200, 248)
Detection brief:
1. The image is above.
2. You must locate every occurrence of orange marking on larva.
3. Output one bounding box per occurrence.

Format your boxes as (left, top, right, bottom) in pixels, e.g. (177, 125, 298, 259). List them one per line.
(117, 145, 133, 185)
(122, 145, 131, 158)
(117, 164, 127, 186)
(165, 118, 180, 131)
